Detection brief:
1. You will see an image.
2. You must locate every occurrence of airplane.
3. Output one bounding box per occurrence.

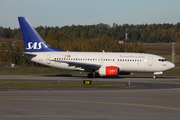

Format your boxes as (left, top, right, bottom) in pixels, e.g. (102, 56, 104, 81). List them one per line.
(17, 17, 175, 78)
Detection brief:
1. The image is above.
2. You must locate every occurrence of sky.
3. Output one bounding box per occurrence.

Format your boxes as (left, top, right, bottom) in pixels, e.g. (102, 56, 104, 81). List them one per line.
(1, 0, 180, 29)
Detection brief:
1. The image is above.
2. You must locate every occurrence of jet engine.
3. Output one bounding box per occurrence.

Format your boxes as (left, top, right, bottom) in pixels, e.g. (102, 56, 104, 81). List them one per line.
(99, 66, 119, 76)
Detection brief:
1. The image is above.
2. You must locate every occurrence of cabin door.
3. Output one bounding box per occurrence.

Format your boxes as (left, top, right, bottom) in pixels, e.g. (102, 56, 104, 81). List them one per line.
(47, 55, 51, 64)
(148, 57, 153, 66)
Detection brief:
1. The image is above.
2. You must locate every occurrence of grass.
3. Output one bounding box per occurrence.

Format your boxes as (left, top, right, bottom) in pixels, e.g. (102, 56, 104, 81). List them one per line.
(0, 67, 179, 76)
(131, 68, 180, 76)
(0, 67, 88, 76)
(145, 46, 180, 53)
(0, 80, 126, 89)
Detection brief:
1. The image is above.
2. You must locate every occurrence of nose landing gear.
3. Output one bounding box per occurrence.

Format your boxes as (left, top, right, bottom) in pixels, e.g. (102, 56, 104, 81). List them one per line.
(153, 75, 157, 79)
(87, 73, 94, 78)
(153, 72, 163, 79)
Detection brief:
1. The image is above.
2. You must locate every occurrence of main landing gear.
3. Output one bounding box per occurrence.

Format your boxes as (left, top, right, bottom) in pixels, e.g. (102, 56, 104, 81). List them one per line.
(95, 72, 100, 78)
(87, 73, 94, 78)
(87, 72, 101, 78)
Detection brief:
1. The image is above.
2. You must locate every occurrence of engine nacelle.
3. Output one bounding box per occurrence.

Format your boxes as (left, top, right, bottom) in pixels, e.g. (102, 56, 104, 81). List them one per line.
(99, 66, 119, 76)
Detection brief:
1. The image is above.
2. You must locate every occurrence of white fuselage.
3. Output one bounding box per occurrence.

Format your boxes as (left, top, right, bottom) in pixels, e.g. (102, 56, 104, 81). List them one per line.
(18, 17, 175, 77)
(24, 52, 175, 73)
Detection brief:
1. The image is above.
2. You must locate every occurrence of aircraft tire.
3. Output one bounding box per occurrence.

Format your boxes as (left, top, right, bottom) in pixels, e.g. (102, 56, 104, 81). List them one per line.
(153, 75, 157, 79)
(87, 73, 94, 78)
(95, 72, 101, 78)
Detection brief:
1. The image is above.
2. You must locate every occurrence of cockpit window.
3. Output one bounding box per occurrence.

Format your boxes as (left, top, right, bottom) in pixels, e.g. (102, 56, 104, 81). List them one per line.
(158, 59, 167, 62)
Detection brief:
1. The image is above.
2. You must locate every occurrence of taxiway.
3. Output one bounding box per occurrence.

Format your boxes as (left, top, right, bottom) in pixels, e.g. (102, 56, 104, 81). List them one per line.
(0, 75, 180, 120)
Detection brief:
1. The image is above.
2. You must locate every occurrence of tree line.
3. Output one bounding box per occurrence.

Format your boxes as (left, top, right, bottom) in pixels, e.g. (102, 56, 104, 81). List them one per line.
(1, 22, 180, 43)
(1, 22, 180, 67)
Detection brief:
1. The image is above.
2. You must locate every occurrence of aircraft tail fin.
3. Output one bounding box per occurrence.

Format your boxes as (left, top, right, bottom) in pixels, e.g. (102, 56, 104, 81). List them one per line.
(18, 17, 63, 52)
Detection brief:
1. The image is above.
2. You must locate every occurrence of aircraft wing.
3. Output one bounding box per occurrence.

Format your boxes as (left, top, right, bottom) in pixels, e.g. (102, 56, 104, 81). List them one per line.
(52, 60, 101, 71)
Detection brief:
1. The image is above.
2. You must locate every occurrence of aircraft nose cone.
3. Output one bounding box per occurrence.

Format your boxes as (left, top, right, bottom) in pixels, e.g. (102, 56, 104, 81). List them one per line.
(169, 62, 175, 69)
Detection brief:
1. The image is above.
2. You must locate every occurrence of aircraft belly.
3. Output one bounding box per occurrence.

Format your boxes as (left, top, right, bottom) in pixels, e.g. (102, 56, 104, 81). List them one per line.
(128, 62, 145, 72)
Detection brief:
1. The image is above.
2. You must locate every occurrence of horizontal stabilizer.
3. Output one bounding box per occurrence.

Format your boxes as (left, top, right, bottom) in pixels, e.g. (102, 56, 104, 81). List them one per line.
(11, 51, 37, 56)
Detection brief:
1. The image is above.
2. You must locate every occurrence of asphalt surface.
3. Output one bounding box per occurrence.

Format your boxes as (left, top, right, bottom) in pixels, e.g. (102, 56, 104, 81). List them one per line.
(0, 75, 180, 120)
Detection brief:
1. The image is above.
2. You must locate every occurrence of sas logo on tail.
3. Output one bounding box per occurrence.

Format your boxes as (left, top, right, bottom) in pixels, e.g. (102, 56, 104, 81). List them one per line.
(26, 42, 48, 50)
